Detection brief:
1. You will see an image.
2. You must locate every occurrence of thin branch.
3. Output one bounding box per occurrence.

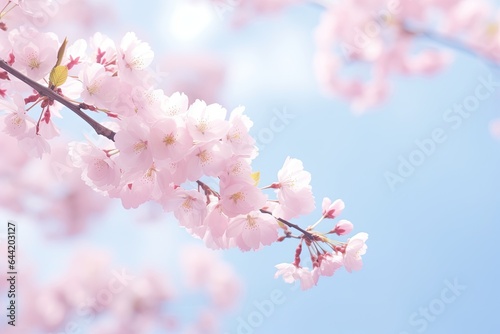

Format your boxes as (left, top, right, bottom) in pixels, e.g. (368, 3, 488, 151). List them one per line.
(195, 180, 315, 241)
(260, 209, 315, 241)
(0, 60, 116, 141)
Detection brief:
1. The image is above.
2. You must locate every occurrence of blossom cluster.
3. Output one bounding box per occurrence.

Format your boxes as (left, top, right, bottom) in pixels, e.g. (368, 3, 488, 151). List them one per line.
(204, 0, 500, 111)
(0, 0, 368, 288)
(274, 198, 368, 290)
(314, 0, 500, 111)
(0, 132, 110, 236)
(0, 246, 241, 334)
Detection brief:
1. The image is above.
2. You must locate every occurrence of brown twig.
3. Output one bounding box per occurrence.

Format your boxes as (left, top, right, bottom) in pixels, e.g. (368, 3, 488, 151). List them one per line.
(260, 209, 315, 241)
(195, 179, 315, 240)
(0, 60, 116, 141)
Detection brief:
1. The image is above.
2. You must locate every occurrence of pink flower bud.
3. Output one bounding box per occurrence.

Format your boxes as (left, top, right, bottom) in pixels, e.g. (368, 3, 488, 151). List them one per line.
(333, 219, 353, 235)
(322, 197, 345, 219)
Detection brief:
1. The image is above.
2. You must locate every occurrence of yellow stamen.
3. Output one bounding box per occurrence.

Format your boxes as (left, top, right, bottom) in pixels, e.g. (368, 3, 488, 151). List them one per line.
(163, 133, 176, 146)
(133, 141, 147, 153)
(230, 192, 245, 204)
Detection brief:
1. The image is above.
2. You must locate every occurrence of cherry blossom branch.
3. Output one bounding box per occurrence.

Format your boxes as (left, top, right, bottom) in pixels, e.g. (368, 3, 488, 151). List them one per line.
(259, 209, 315, 241)
(308, 2, 500, 69)
(194, 179, 315, 240)
(0, 59, 117, 141)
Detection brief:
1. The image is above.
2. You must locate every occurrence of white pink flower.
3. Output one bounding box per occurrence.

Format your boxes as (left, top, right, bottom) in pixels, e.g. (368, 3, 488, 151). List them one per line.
(117, 32, 154, 79)
(273, 157, 315, 219)
(184, 141, 231, 180)
(186, 100, 229, 143)
(166, 189, 207, 229)
(318, 253, 344, 276)
(79, 63, 117, 106)
(149, 117, 193, 163)
(220, 180, 267, 218)
(17, 129, 51, 157)
(162, 92, 189, 117)
(344, 232, 369, 273)
(114, 120, 153, 174)
(226, 210, 278, 251)
(69, 141, 120, 191)
(224, 106, 257, 158)
(274, 263, 317, 290)
(203, 198, 230, 239)
(9, 27, 59, 81)
(0, 94, 33, 138)
(333, 219, 353, 236)
(322, 197, 345, 219)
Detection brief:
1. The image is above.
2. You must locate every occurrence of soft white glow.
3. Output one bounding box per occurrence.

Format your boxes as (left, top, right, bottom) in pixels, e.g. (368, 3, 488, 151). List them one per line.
(169, 3, 214, 41)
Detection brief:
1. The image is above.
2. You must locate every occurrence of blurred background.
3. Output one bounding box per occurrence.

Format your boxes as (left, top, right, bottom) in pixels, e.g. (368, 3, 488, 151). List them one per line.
(1, 0, 500, 333)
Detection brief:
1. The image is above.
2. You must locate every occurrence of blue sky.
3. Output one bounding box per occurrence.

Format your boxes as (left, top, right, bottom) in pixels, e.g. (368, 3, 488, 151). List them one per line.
(8, 1, 500, 333)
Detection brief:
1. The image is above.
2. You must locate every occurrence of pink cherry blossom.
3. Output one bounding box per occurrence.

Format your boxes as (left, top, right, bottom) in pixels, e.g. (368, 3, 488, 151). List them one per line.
(226, 210, 278, 251)
(69, 141, 120, 191)
(36, 112, 60, 140)
(89, 32, 117, 67)
(220, 157, 253, 183)
(273, 156, 315, 219)
(162, 92, 189, 117)
(184, 141, 232, 180)
(322, 197, 345, 219)
(63, 39, 88, 70)
(113, 166, 163, 208)
(166, 189, 207, 229)
(186, 100, 229, 143)
(203, 198, 230, 239)
(223, 106, 257, 158)
(318, 253, 344, 276)
(0, 94, 34, 138)
(333, 219, 354, 236)
(274, 263, 317, 290)
(117, 32, 154, 81)
(114, 120, 153, 174)
(119, 87, 167, 120)
(220, 180, 267, 218)
(8, 27, 59, 81)
(344, 232, 369, 273)
(79, 63, 117, 106)
(149, 117, 193, 163)
(156, 158, 189, 185)
(18, 128, 51, 157)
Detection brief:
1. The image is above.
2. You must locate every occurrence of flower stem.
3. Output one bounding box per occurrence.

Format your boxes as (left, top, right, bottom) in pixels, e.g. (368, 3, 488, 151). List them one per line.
(194, 180, 314, 240)
(260, 209, 315, 241)
(309, 215, 325, 230)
